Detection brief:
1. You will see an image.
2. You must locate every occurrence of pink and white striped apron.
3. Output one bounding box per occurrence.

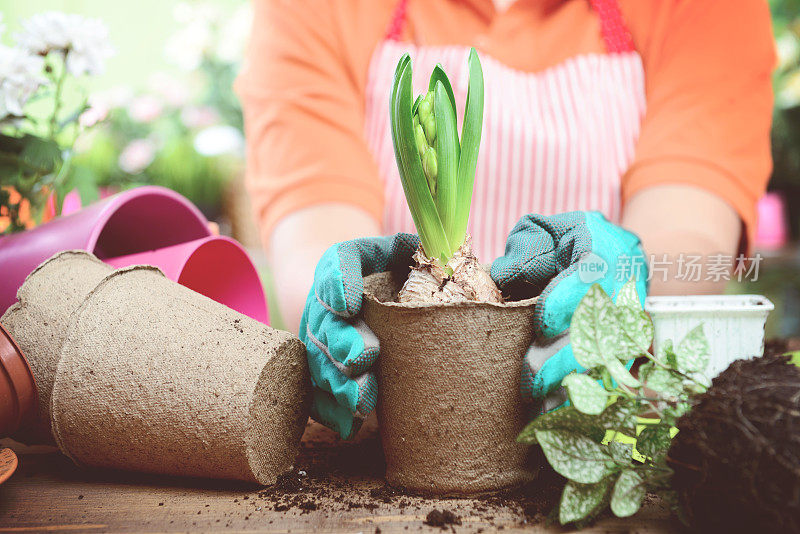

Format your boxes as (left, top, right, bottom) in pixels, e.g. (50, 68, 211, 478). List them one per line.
(363, 0, 646, 261)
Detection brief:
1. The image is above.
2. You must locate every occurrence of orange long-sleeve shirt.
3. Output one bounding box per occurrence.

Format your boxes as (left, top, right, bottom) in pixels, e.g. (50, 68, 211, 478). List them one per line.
(235, 0, 775, 248)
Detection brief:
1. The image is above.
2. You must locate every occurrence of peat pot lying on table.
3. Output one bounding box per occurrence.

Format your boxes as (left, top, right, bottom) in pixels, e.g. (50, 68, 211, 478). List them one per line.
(1, 251, 310, 485)
(363, 271, 539, 496)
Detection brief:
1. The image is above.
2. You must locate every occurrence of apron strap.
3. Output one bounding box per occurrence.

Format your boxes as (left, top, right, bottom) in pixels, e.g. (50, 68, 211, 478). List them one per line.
(588, 0, 635, 53)
(385, 0, 409, 41)
(384, 0, 635, 53)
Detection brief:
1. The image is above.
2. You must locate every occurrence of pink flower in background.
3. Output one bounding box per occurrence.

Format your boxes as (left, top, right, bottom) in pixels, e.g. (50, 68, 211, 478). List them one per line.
(79, 98, 110, 127)
(128, 94, 163, 123)
(148, 72, 191, 107)
(180, 105, 219, 129)
(118, 138, 156, 174)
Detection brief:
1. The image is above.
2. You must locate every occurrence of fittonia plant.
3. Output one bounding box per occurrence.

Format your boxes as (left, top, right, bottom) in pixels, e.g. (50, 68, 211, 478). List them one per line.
(390, 49, 502, 304)
(517, 280, 711, 527)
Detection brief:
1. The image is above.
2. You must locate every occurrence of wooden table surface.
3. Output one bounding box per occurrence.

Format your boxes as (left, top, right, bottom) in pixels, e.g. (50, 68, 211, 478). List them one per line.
(0, 420, 685, 534)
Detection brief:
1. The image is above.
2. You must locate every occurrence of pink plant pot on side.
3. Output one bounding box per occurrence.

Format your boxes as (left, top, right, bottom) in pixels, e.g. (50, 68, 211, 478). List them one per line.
(105, 236, 269, 324)
(755, 192, 789, 251)
(0, 186, 211, 316)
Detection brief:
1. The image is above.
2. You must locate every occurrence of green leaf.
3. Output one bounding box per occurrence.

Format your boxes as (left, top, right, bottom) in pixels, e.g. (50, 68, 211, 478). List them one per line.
(20, 137, 62, 175)
(662, 402, 691, 426)
(559, 477, 613, 525)
(610, 469, 645, 518)
(390, 55, 452, 261)
(645, 367, 683, 397)
(615, 278, 643, 310)
(636, 424, 673, 459)
(432, 81, 460, 246)
(675, 324, 710, 374)
(427, 64, 457, 123)
(535, 429, 614, 484)
(608, 441, 633, 463)
(662, 340, 677, 368)
(517, 406, 605, 444)
(599, 399, 639, 438)
(452, 47, 484, 247)
(571, 285, 640, 387)
(617, 306, 654, 357)
(571, 285, 619, 368)
(412, 94, 423, 116)
(563, 374, 609, 415)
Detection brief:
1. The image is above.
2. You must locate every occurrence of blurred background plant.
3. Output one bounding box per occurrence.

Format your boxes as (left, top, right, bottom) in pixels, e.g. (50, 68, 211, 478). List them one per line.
(3, 0, 800, 334)
(0, 11, 113, 233)
(0, 1, 254, 240)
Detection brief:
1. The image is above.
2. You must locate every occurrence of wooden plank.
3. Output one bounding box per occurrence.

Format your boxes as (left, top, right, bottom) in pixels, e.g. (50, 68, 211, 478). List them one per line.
(0, 422, 684, 533)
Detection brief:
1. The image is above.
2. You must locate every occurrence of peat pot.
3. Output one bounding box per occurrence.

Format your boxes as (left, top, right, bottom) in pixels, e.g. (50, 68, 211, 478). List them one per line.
(363, 271, 539, 496)
(3, 251, 310, 484)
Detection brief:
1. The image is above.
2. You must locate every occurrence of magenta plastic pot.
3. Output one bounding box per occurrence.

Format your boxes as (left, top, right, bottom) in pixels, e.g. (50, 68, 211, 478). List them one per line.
(105, 236, 269, 324)
(0, 186, 211, 316)
(755, 192, 789, 251)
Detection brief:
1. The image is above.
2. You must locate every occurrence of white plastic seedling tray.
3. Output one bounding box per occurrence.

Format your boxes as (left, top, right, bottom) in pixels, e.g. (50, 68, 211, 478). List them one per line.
(645, 295, 774, 382)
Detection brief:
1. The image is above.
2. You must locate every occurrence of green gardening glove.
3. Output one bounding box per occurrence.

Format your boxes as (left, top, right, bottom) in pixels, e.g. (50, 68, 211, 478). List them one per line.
(491, 211, 648, 413)
(299, 233, 420, 439)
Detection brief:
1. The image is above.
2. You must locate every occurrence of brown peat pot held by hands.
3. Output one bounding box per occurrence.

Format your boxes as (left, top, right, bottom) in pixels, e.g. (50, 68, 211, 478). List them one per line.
(4, 251, 311, 485)
(362, 271, 538, 496)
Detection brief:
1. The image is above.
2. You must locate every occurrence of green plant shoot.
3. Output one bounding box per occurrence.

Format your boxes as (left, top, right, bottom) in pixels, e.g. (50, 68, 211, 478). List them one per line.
(390, 49, 484, 265)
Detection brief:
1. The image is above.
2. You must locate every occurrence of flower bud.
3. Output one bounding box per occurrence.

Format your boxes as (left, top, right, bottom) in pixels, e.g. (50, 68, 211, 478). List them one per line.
(414, 123, 427, 157)
(422, 146, 438, 194)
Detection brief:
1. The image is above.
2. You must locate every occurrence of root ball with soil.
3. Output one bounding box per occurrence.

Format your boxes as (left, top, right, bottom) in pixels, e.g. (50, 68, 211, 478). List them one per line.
(667, 354, 800, 533)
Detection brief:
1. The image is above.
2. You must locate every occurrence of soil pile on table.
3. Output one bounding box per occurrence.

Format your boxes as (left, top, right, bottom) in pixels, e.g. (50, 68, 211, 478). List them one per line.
(249, 419, 565, 529)
(423, 509, 461, 528)
(668, 354, 800, 533)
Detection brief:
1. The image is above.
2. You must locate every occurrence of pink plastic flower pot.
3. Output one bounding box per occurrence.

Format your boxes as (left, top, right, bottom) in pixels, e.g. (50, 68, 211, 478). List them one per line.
(105, 236, 268, 324)
(755, 192, 789, 251)
(0, 186, 211, 316)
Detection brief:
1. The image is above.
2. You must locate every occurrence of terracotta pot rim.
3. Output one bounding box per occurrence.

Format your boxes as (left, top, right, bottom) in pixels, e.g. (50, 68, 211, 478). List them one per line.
(0, 324, 38, 433)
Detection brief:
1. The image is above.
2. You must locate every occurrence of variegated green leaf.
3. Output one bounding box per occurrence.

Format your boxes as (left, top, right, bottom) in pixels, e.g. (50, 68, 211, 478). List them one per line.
(608, 441, 633, 463)
(517, 406, 605, 444)
(675, 324, 710, 374)
(535, 429, 614, 484)
(559, 477, 613, 525)
(571, 285, 640, 387)
(615, 278, 643, 310)
(610, 469, 645, 518)
(563, 374, 609, 415)
(645, 367, 683, 397)
(571, 284, 621, 368)
(636, 424, 672, 459)
(617, 306, 654, 357)
(599, 399, 639, 438)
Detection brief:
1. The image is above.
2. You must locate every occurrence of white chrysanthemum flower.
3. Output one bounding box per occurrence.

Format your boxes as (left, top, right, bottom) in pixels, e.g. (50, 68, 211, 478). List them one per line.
(194, 125, 243, 156)
(0, 44, 46, 119)
(778, 69, 800, 109)
(777, 33, 800, 72)
(17, 12, 113, 76)
(216, 3, 252, 64)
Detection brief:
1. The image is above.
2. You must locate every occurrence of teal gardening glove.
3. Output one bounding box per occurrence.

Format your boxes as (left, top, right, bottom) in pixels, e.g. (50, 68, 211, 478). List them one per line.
(491, 211, 648, 413)
(300, 233, 420, 439)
